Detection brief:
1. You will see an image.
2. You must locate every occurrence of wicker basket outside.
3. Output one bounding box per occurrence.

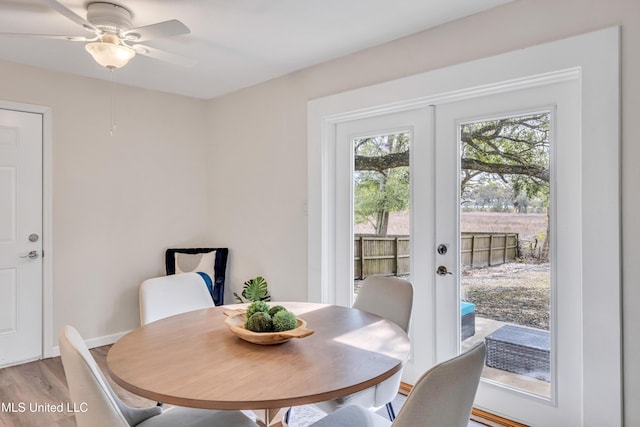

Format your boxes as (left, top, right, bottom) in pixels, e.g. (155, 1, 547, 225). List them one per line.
(485, 325, 550, 382)
(461, 312, 475, 340)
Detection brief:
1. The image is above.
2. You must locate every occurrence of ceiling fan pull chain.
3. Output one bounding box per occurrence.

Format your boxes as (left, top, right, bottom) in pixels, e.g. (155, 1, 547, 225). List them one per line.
(110, 69, 117, 137)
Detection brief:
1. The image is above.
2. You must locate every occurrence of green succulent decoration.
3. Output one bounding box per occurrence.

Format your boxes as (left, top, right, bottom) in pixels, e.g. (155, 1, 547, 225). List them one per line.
(245, 311, 274, 332)
(268, 305, 286, 317)
(272, 310, 298, 332)
(242, 301, 298, 333)
(234, 276, 271, 303)
(246, 300, 270, 319)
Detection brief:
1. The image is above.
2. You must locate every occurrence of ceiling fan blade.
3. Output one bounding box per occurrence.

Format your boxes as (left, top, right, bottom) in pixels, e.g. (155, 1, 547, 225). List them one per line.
(131, 44, 196, 67)
(122, 20, 190, 42)
(39, 0, 99, 34)
(0, 32, 97, 42)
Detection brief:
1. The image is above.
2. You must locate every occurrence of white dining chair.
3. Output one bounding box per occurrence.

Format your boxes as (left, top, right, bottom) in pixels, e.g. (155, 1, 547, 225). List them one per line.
(309, 342, 487, 427)
(313, 275, 413, 421)
(139, 272, 214, 325)
(59, 325, 258, 427)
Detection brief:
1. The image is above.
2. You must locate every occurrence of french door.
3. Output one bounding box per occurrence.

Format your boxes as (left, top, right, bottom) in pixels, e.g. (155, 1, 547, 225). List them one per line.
(334, 77, 589, 424)
(434, 79, 581, 425)
(334, 107, 435, 379)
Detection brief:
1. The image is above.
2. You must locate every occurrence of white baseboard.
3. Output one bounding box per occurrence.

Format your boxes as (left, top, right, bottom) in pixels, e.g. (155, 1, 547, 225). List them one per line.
(48, 329, 131, 358)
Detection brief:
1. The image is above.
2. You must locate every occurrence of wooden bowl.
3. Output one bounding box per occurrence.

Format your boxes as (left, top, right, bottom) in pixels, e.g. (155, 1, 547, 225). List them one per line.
(223, 310, 314, 345)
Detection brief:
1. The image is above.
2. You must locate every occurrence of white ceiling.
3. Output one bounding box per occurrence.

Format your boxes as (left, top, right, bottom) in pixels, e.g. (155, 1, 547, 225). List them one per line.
(0, 0, 510, 99)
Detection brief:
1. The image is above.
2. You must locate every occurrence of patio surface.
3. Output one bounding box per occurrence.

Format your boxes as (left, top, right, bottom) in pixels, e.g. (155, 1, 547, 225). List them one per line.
(462, 316, 551, 397)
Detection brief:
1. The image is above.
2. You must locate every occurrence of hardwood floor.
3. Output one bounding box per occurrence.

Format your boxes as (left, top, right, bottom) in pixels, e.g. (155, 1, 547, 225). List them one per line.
(0, 346, 156, 427)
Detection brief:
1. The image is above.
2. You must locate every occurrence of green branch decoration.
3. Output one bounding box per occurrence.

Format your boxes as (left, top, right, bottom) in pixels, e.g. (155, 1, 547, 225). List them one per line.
(233, 276, 271, 303)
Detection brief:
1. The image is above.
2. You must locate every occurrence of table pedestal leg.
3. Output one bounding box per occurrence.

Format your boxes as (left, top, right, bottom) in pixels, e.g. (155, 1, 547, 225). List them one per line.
(255, 407, 289, 427)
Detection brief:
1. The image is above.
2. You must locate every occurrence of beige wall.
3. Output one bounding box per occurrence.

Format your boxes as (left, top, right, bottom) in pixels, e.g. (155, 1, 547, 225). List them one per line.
(0, 61, 211, 339)
(204, 79, 309, 301)
(206, 0, 639, 423)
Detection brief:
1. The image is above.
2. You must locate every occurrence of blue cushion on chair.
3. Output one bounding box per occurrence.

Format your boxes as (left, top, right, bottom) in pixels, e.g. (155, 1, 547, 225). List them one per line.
(460, 301, 475, 316)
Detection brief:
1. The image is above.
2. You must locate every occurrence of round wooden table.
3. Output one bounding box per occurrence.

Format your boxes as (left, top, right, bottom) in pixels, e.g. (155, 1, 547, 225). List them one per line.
(107, 302, 410, 427)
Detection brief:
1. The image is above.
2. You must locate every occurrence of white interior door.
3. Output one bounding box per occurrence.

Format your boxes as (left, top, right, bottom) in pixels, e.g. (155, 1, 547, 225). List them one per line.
(435, 79, 583, 425)
(0, 108, 43, 367)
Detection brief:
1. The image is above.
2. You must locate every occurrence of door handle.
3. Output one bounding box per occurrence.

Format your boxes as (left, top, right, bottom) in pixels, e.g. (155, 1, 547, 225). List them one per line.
(20, 250, 39, 260)
(436, 265, 452, 276)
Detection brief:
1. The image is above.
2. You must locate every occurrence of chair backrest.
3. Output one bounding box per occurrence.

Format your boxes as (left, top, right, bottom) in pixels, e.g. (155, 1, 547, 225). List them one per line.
(139, 272, 214, 325)
(165, 248, 228, 306)
(353, 276, 414, 332)
(59, 325, 161, 427)
(392, 342, 486, 427)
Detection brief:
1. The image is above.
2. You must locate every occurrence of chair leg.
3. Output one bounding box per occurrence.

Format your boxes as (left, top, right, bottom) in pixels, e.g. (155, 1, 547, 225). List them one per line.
(386, 402, 396, 421)
(284, 407, 292, 423)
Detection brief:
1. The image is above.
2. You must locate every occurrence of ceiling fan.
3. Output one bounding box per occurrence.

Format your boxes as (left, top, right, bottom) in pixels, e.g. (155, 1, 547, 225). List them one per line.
(0, 0, 191, 69)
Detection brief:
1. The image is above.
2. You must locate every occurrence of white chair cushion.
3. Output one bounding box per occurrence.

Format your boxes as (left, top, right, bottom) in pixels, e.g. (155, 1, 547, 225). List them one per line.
(107, 387, 161, 425)
(352, 276, 413, 333)
(373, 370, 403, 407)
(139, 272, 214, 325)
(309, 405, 391, 427)
(392, 342, 486, 427)
(314, 370, 401, 414)
(313, 386, 376, 412)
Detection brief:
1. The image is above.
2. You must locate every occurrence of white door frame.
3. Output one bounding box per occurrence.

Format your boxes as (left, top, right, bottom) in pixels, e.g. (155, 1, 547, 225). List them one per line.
(308, 27, 620, 425)
(0, 100, 54, 360)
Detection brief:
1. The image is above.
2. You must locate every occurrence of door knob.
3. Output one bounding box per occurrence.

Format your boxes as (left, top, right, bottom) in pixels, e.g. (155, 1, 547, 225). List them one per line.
(436, 265, 452, 276)
(20, 250, 39, 259)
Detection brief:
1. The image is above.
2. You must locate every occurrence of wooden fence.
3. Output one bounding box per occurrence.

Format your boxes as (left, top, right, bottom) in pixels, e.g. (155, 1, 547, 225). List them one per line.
(460, 232, 518, 268)
(354, 232, 518, 278)
(354, 235, 410, 279)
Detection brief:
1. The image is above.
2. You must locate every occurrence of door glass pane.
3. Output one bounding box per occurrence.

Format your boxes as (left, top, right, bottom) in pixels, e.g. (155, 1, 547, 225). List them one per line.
(353, 132, 411, 299)
(458, 112, 552, 398)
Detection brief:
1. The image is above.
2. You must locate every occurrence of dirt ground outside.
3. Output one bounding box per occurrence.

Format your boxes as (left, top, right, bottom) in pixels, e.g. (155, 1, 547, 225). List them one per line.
(355, 261, 550, 331)
(462, 262, 550, 330)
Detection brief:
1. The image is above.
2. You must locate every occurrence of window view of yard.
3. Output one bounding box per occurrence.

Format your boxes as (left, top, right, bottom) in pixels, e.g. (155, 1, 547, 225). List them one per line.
(353, 112, 552, 397)
(461, 212, 549, 331)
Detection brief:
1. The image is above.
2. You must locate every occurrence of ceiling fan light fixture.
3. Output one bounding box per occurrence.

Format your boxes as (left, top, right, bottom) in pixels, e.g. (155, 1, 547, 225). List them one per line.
(85, 41, 135, 69)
